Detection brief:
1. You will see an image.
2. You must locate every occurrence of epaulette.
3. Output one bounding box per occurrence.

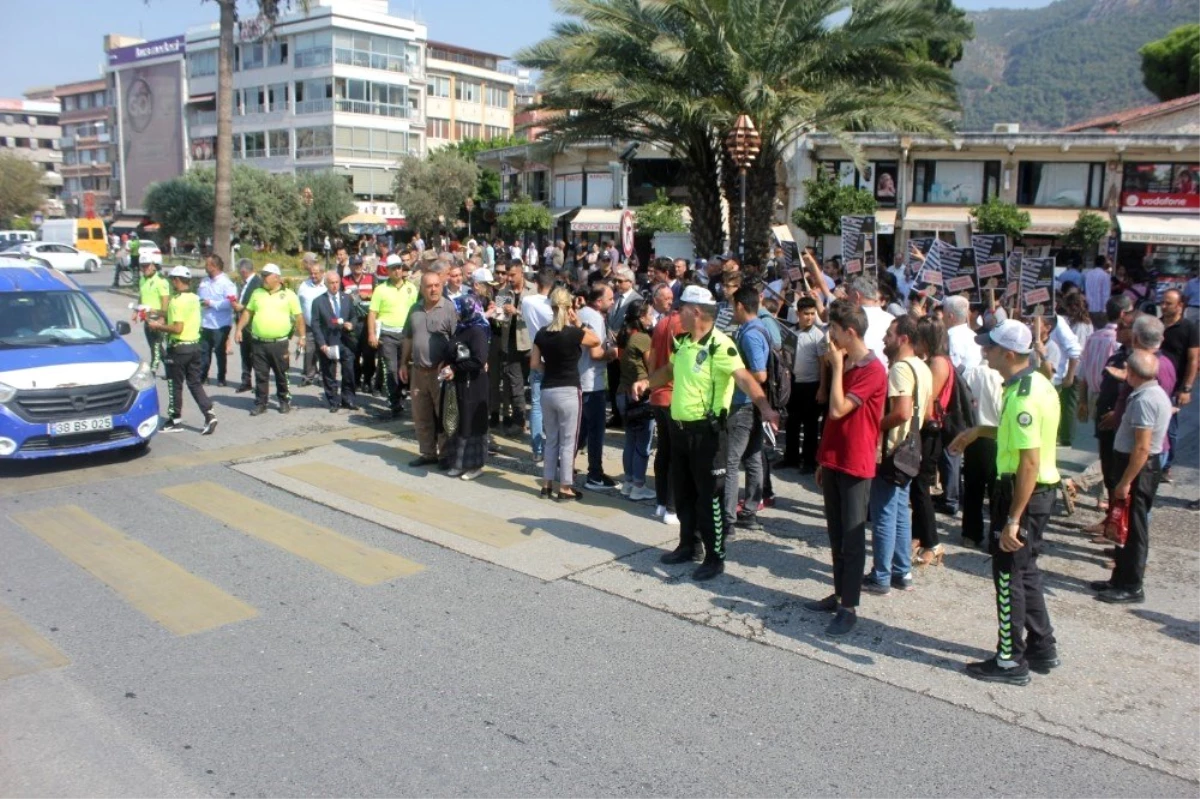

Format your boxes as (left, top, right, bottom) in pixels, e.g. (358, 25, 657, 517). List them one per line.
(1018, 375, 1032, 396)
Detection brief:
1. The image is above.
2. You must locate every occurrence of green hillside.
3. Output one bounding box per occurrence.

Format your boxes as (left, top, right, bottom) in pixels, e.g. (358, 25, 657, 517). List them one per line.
(955, 0, 1198, 131)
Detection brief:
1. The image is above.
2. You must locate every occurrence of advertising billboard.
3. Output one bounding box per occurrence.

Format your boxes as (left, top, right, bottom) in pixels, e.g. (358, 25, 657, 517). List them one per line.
(118, 60, 184, 212)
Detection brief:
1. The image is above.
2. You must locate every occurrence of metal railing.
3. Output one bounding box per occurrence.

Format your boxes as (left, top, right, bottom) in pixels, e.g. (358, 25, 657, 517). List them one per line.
(294, 49, 333, 68)
(296, 145, 333, 159)
(335, 100, 409, 118)
(295, 99, 333, 115)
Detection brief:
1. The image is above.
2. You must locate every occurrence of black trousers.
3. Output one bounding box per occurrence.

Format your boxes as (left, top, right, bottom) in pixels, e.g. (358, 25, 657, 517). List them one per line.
(962, 437, 998, 543)
(165, 344, 213, 420)
(500, 351, 529, 423)
(784, 381, 823, 469)
(200, 325, 230, 383)
(990, 478, 1057, 665)
(239, 331, 254, 387)
(669, 420, 728, 562)
(821, 469, 870, 609)
(1110, 452, 1161, 590)
(910, 427, 943, 550)
(1097, 430, 1117, 495)
(377, 332, 405, 412)
(252, 339, 291, 407)
(607, 360, 622, 424)
(652, 405, 675, 512)
(319, 344, 357, 408)
(354, 328, 376, 389)
(144, 325, 165, 371)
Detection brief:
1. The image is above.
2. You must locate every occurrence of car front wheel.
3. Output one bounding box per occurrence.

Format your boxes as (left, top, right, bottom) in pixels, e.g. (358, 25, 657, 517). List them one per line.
(85, 259, 98, 272)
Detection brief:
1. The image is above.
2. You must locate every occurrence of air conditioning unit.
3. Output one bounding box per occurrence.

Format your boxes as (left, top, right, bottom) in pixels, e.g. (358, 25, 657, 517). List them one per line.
(993, 123, 1020, 134)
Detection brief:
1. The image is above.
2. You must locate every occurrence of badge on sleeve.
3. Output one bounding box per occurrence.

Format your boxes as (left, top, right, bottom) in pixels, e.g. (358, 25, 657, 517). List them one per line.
(1017, 411, 1033, 427)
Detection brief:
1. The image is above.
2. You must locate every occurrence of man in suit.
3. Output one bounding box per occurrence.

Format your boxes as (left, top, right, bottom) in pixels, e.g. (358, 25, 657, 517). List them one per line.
(231, 258, 261, 393)
(312, 270, 359, 412)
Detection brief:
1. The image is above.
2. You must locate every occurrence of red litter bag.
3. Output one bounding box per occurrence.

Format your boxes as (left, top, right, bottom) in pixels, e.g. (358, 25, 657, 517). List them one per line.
(1102, 496, 1132, 546)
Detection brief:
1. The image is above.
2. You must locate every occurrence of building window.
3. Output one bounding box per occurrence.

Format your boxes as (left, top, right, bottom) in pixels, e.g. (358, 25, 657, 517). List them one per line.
(455, 80, 480, 103)
(267, 82, 288, 112)
(1017, 162, 1104, 207)
(241, 87, 265, 114)
(93, 90, 106, 107)
(244, 131, 266, 158)
(912, 160, 1000, 204)
(96, 148, 108, 163)
(455, 121, 481, 140)
(268, 129, 289, 157)
(426, 117, 450, 139)
(189, 50, 218, 78)
(484, 125, 509, 141)
(231, 134, 245, 159)
(267, 40, 288, 66)
(64, 151, 78, 165)
(428, 46, 496, 71)
(294, 78, 333, 114)
(333, 78, 408, 118)
(294, 30, 333, 67)
(334, 126, 410, 159)
(296, 125, 333, 158)
(484, 85, 509, 109)
(239, 42, 265, 71)
(333, 31, 411, 73)
(63, 96, 77, 111)
(426, 75, 450, 98)
(78, 94, 92, 110)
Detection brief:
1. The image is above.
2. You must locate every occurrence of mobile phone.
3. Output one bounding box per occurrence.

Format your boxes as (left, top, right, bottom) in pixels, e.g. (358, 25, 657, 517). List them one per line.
(761, 421, 776, 448)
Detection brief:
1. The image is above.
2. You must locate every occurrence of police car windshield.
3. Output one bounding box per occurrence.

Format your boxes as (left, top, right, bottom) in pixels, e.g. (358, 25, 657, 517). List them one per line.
(0, 290, 115, 348)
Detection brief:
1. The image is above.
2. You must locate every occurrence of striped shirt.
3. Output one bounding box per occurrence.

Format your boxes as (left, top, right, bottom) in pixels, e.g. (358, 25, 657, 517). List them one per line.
(1080, 323, 1119, 395)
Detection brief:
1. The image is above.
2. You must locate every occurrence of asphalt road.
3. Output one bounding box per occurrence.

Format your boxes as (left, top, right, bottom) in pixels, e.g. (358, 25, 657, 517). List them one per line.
(0, 267, 1196, 797)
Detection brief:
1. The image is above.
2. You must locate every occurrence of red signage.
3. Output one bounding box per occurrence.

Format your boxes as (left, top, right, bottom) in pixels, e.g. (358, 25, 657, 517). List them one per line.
(1121, 191, 1200, 213)
(82, 192, 96, 219)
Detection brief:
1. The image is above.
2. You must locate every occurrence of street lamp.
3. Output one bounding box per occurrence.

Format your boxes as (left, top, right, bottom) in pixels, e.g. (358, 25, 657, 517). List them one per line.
(724, 114, 761, 264)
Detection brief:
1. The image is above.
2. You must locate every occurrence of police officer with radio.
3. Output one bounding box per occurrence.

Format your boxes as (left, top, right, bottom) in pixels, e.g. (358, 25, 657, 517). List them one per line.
(633, 286, 780, 581)
(148, 266, 217, 435)
(949, 320, 1061, 686)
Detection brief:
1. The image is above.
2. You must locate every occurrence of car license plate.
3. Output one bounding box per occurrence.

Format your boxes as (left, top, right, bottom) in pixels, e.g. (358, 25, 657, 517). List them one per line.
(48, 416, 114, 436)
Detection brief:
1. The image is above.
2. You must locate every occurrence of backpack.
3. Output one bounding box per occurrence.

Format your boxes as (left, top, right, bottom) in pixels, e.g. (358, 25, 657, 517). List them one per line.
(736, 320, 792, 420)
(941, 364, 978, 441)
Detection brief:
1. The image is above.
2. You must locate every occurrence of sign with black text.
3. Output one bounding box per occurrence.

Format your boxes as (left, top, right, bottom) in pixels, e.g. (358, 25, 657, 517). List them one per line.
(943, 245, 979, 303)
(1020, 257, 1056, 319)
(972, 234, 1008, 297)
(840, 215, 877, 276)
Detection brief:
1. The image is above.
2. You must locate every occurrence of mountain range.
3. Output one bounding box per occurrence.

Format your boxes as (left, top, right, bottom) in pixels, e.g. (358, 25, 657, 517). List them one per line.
(953, 0, 1198, 131)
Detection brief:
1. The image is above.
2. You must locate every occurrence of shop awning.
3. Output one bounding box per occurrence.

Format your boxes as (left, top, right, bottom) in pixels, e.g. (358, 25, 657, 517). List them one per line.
(549, 206, 579, 220)
(902, 205, 971, 232)
(111, 216, 142, 232)
(1116, 214, 1200, 246)
(571, 207, 622, 232)
(1022, 207, 1084, 236)
(188, 93, 216, 104)
(875, 209, 896, 235)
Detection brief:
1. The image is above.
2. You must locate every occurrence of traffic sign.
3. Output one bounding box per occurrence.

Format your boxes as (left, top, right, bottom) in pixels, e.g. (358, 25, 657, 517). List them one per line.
(620, 209, 635, 259)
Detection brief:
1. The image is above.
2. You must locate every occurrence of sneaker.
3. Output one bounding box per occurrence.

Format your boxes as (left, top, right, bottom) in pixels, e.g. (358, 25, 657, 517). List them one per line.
(630, 485, 657, 502)
(825, 608, 857, 636)
(660, 544, 702, 565)
(762, 495, 776, 509)
(862, 579, 891, 596)
(1026, 651, 1061, 675)
(249, 405, 267, 416)
(654, 505, 667, 518)
(201, 415, 218, 436)
(601, 474, 621, 489)
(692, 559, 725, 581)
(278, 401, 292, 414)
(584, 477, 616, 492)
(620, 482, 634, 497)
(735, 513, 762, 531)
(662, 512, 680, 526)
(446, 468, 465, 478)
(1160, 469, 1172, 485)
(965, 657, 1031, 686)
(460, 468, 484, 481)
(891, 574, 914, 592)
(804, 595, 839, 613)
(161, 418, 184, 433)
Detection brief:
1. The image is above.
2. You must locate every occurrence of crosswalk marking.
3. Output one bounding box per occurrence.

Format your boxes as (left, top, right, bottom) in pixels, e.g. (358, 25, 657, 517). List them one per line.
(160, 482, 424, 585)
(11, 506, 257, 636)
(0, 602, 69, 681)
(276, 462, 535, 548)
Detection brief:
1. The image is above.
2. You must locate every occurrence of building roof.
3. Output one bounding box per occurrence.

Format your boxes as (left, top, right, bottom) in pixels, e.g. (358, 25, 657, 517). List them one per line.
(426, 40, 509, 62)
(1059, 93, 1200, 133)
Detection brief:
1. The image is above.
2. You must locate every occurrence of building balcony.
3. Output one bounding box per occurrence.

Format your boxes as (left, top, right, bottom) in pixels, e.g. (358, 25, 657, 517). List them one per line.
(334, 99, 411, 119)
(296, 98, 334, 115)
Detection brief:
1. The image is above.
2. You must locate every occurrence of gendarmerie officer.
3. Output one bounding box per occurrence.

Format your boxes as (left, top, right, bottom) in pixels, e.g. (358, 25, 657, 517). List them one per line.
(950, 320, 1061, 686)
(633, 285, 779, 581)
(147, 266, 217, 435)
(235, 263, 304, 415)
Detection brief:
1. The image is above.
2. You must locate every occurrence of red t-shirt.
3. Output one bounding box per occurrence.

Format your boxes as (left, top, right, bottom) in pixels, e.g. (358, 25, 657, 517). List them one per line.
(649, 311, 684, 407)
(817, 354, 888, 479)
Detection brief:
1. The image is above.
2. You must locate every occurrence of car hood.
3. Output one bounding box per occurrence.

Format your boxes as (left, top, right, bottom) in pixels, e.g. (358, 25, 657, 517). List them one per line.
(0, 338, 140, 389)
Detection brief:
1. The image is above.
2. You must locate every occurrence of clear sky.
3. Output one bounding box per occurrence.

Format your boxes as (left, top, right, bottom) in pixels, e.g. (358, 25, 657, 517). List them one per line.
(0, 0, 1056, 98)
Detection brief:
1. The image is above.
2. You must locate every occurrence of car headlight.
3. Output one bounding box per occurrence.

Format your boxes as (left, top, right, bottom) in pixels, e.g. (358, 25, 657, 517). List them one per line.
(129, 362, 155, 392)
(0, 381, 14, 403)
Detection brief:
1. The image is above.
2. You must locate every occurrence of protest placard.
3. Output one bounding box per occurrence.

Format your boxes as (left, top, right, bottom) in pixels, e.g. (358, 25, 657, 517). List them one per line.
(1021, 256, 1056, 319)
(840, 215, 877, 276)
(972, 234, 1007, 299)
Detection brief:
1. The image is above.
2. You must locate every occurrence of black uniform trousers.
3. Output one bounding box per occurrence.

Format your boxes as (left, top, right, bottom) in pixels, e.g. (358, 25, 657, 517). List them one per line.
(990, 477, 1057, 666)
(165, 343, 213, 420)
(239, 332, 255, 387)
(1110, 452, 1162, 591)
(376, 331, 405, 412)
(961, 437, 998, 544)
(821, 468, 870, 609)
(669, 419, 728, 563)
(252, 339, 291, 407)
(200, 325, 231, 384)
(319, 344, 357, 408)
(784, 381, 823, 469)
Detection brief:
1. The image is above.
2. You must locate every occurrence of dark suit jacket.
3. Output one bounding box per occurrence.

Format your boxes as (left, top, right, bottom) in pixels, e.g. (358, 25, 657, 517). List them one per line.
(311, 291, 355, 351)
(238, 274, 262, 305)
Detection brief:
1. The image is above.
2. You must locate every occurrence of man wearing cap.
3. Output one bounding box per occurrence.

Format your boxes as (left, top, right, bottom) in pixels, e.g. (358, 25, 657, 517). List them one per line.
(147, 267, 217, 435)
(235, 264, 304, 415)
(632, 285, 780, 581)
(136, 258, 170, 375)
(949, 320, 1061, 686)
(232, 258, 261, 393)
(296, 254, 327, 387)
(368, 253, 419, 418)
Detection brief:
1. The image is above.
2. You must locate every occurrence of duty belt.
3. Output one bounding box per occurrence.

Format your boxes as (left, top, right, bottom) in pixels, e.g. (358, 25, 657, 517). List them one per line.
(998, 474, 1058, 493)
(253, 336, 291, 343)
(171, 339, 200, 346)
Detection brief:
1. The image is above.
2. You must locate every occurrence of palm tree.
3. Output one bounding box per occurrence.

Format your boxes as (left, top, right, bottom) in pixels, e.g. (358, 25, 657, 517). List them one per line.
(520, 0, 972, 260)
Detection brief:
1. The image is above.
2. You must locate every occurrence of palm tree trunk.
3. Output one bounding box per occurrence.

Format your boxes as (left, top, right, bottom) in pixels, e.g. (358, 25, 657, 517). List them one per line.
(682, 130, 723, 259)
(214, 0, 236, 269)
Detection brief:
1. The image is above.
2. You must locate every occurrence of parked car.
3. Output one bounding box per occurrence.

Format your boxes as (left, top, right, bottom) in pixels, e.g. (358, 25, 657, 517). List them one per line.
(0, 262, 159, 460)
(18, 242, 102, 273)
(0, 251, 53, 269)
(115, 240, 164, 269)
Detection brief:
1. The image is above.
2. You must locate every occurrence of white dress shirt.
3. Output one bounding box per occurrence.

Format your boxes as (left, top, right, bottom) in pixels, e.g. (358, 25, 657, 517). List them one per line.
(947, 322, 982, 372)
(962, 362, 1004, 427)
(296, 278, 328, 326)
(863, 305, 894, 367)
(1045, 314, 1083, 385)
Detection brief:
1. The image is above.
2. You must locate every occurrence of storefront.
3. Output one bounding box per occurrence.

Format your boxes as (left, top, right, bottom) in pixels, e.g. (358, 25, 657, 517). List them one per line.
(1115, 161, 1200, 296)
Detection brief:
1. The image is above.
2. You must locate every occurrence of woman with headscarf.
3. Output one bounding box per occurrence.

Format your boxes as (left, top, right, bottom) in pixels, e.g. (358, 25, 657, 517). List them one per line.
(440, 294, 492, 480)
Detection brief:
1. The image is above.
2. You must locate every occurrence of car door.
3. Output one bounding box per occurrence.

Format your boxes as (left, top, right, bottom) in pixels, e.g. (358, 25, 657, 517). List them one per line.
(36, 244, 76, 272)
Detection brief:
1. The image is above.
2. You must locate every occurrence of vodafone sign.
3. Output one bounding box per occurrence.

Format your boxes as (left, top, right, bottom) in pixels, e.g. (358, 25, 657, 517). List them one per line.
(1121, 191, 1200, 212)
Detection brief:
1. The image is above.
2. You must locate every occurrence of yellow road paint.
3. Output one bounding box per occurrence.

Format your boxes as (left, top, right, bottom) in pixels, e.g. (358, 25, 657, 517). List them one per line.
(11, 506, 257, 636)
(276, 462, 535, 548)
(160, 482, 424, 585)
(0, 602, 69, 681)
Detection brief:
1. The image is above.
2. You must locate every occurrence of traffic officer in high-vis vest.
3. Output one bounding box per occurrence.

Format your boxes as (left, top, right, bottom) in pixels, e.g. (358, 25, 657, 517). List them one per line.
(136, 258, 169, 373)
(949, 320, 1061, 686)
(633, 285, 780, 582)
(147, 266, 217, 435)
(235, 263, 305, 416)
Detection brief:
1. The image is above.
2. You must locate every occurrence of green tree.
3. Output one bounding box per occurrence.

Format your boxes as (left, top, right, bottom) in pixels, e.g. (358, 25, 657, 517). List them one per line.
(393, 149, 479, 238)
(520, 0, 966, 260)
(182, 164, 305, 252)
(791, 174, 877, 238)
(0, 152, 46, 225)
(1063, 210, 1111, 252)
(635, 189, 688, 236)
(498, 196, 553, 238)
(145, 176, 213, 246)
(971, 197, 1031, 241)
(1140, 24, 1200, 102)
(294, 170, 356, 243)
(440, 135, 528, 230)
(905, 0, 974, 68)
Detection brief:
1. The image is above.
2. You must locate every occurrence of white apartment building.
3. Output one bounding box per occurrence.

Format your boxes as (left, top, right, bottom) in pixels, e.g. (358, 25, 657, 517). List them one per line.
(423, 41, 517, 149)
(0, 99, 64, 217)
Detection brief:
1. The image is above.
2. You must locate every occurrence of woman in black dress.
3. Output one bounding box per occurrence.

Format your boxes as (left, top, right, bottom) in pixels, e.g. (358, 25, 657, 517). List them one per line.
(442, 294, 492, 480)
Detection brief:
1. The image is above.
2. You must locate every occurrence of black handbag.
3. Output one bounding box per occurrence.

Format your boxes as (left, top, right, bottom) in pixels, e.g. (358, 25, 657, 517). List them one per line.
(623, 395, 654, 425)
(878, 362, 923, 487)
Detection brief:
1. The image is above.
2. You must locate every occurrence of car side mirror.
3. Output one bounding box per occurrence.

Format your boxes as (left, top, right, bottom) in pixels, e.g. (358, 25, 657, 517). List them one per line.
(116, 321, 131, 336)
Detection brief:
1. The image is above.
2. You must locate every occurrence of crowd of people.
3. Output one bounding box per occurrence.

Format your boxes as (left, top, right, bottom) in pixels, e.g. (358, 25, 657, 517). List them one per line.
(137, 235, 1198, 687)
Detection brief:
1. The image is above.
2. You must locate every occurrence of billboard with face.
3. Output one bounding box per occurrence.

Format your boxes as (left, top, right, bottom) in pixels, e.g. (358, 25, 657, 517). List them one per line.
(118, 60, 184, 212)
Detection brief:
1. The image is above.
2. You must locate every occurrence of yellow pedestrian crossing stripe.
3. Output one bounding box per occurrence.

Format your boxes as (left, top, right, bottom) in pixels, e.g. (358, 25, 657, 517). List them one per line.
(276, 462, 535, 548)
(11, 506, 257, 636)
(160, 482, 424, 585)
(0, 602, 69, 681)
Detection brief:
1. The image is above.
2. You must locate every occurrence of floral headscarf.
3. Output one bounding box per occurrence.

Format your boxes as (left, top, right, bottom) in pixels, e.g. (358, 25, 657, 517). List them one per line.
(454, 294, 490, 334)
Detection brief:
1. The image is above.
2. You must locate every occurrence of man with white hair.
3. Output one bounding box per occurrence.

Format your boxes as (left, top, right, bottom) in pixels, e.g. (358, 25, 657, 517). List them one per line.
(845, 274, 894, 365)
(943, 295, 982, 371)
(296, 253, 327, 387)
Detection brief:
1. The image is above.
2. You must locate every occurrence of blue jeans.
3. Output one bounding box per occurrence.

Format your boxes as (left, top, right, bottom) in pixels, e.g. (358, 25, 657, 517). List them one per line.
(529, 368, 544, 459)
(869, 478, 913, 586)
(579, 389, 607, 481)
(616, 393, 654, 484)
